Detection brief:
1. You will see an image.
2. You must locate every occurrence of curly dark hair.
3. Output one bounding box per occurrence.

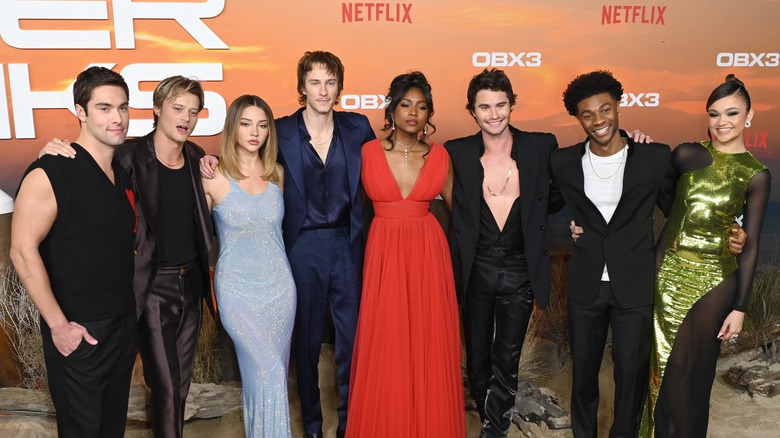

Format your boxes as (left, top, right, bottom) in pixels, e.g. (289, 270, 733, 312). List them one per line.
(562, 70, 623, 116)
(382, 71, 436, 151)
(706, 74, 751, 111)
(466, 68, 517, 112)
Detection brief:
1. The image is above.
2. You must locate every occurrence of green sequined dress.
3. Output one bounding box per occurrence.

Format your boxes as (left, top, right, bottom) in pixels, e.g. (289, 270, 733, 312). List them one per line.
(641, 141, 769, 437)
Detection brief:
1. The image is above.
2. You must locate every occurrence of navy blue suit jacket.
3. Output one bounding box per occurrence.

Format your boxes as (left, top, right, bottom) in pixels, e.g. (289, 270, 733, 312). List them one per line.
(275, 108, 376, 274)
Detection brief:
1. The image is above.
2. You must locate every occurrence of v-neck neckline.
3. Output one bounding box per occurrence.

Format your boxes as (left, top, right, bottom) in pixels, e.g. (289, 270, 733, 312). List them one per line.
(378, 140, 429, 200)
(73, 143, 120, 187)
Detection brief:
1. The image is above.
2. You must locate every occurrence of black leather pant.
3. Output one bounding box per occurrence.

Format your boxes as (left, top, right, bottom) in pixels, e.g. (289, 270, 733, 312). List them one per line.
(463, 252, 534, 437)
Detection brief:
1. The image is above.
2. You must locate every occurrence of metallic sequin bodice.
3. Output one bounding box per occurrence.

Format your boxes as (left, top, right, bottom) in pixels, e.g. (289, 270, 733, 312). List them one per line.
(664, 141, 767, 281)
(641, 141, 766, 437)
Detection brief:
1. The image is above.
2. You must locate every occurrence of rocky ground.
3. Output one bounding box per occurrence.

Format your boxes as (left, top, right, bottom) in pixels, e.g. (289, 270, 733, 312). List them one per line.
(1, 345, 778, 437)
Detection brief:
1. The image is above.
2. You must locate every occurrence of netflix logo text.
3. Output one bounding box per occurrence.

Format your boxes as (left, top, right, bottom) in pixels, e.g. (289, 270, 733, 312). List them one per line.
(602, 5, 666, 25)
(342, 3, 413, 23)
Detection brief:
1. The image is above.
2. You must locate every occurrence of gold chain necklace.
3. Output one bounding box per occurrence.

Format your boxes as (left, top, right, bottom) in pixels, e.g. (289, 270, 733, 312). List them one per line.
(157, 152, 184, 168)
(588, 144, 627, 180)
(483, 159, 514, 196)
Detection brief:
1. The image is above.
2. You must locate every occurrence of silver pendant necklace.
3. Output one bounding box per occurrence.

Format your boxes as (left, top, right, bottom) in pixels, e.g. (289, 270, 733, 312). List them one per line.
(395, 139, 417, 168)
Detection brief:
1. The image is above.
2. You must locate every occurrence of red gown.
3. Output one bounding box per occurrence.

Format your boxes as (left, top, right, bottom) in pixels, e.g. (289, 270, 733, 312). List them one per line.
(346, 140, 465, 437)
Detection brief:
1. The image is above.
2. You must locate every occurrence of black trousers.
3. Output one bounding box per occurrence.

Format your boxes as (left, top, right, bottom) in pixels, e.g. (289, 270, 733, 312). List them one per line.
(463, 252, 534, 437)
(568, 281, 653, 438)
(42, 310, 136, 438)
(137, 260, 204, 438)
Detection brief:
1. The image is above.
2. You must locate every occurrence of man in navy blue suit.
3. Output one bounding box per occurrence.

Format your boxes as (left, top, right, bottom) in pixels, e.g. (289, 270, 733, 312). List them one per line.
(275, 51, 375, 438)
(201, 51, 374, 437)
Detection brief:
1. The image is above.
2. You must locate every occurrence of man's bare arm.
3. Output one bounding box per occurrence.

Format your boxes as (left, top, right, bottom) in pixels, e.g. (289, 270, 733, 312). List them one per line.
(10, 169, 96, 356)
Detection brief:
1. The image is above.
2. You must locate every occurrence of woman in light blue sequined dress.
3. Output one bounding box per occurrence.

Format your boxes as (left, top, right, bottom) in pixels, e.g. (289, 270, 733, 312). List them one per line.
(203, 95, 296, 438)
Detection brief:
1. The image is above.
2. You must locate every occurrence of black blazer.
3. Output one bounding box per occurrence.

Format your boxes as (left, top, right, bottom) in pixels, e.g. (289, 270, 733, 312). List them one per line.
(116, 132, 215, 320)
(550, 134, 673, 308)
(275, 108, 376, 276)
(445, 126, 563, 308)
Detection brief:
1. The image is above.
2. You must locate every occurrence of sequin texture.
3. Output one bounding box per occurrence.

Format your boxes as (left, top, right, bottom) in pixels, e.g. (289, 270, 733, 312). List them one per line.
(642, 141, 767, 435)
(213, 177, 296, 438)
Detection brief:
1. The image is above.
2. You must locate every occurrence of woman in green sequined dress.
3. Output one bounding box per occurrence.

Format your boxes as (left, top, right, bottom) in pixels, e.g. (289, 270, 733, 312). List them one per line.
(642, 75, 771, 437)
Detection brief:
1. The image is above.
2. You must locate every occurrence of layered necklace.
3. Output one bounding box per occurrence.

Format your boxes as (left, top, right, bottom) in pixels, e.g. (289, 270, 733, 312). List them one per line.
(587, 142, 627, 180)
(483, 159, 514, 196)
(395, 139, 419, 168)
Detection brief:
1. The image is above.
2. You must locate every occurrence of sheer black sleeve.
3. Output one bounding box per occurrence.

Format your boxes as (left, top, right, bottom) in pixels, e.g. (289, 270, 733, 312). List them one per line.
(670, 142, 713, 175)
(660, 143, 714, 216)
(734, 168, 772, 312)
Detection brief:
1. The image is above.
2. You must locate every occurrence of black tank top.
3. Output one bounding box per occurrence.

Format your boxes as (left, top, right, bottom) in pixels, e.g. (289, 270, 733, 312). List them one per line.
(157, 159, 197, 266)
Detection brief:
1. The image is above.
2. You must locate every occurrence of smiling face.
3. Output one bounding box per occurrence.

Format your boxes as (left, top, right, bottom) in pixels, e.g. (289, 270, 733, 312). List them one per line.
(236, 105, 269, 155)
(153, 91, 200, 146)
(575, 92, 621, 149)
(392, 87, 429, 137)
(76, 84, 129, 148)
(301, 64, 339, 115)
(707, 94, 754, 147)
(471, 89, 511, 137)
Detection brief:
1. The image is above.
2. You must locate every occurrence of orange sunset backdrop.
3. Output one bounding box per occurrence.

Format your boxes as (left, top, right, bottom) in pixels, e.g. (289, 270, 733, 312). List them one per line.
(1, 0, 778, 205)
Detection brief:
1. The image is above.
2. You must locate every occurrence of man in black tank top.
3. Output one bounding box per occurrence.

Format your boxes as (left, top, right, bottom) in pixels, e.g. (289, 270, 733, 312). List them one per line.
(39, 76, 215, 438)
(11, 66, 137, 438)
(445, 69, 564, 437)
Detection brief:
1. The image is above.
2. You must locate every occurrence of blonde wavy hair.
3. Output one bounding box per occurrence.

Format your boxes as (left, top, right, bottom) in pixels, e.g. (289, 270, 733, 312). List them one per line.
(218, 95, 279, 183)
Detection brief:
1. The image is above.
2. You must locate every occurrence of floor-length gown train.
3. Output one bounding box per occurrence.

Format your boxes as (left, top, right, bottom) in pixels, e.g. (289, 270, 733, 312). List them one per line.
(346, 140, 465, 437)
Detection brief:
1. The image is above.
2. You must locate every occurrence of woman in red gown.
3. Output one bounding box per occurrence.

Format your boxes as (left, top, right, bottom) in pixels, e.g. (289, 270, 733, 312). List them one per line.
(346, 71, 465, 437)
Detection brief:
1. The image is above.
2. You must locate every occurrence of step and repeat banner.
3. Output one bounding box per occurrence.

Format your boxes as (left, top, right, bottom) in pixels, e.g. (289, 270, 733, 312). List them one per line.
(1, 1, 778, 209)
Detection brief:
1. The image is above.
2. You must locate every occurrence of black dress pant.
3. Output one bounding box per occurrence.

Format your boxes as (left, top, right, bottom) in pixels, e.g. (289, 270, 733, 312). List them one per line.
(137, 260, 204, 438)
(568, 281, 653, 438)
(463, 252, 534, 437)
(42, 310, 137, 438)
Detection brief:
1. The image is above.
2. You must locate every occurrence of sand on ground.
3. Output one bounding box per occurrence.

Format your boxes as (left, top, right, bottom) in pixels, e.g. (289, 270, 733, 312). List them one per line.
(172, 344, 779, 438)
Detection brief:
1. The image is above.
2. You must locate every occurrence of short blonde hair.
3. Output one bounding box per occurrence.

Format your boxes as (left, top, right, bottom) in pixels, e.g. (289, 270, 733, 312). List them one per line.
(152, 76, 204, 127)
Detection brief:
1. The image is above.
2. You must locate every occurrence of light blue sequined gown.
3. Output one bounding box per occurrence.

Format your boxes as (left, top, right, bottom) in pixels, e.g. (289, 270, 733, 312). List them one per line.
(213, 177, 296, 438)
